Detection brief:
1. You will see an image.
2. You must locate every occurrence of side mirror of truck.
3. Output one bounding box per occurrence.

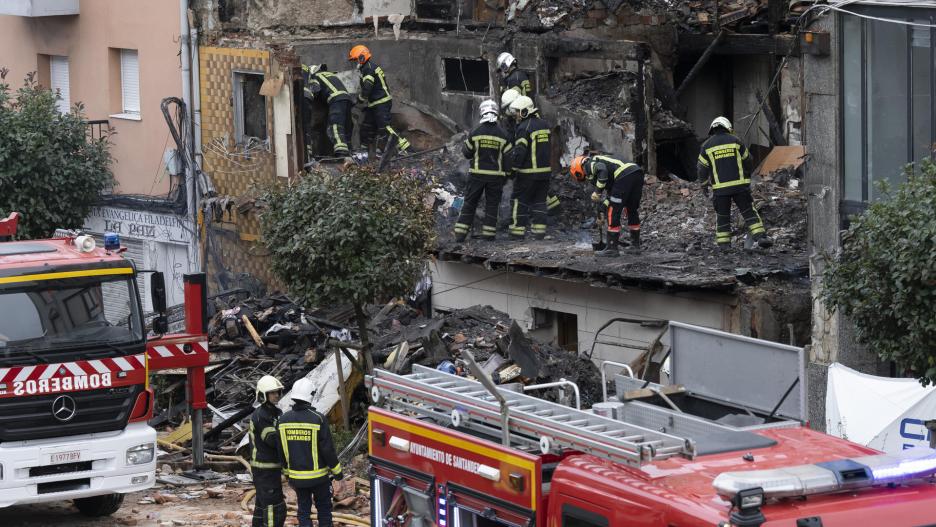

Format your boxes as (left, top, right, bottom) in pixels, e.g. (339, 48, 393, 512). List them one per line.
(151, 272, 169, 334)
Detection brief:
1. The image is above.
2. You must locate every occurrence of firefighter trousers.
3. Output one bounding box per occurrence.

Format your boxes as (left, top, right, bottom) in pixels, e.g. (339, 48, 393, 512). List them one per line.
(294, 481, 333, 527)
(509, 175, 549, 238)
(252, 468, 286, 527)
(607, 172, 644, 234)
(326, 100, 352, 156)
(713, 189, 765, 245)
(455, 175, 505, 239)
(361, 101, 410, 152)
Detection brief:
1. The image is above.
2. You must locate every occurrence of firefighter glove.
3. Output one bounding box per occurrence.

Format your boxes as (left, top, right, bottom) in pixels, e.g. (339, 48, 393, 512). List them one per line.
(590, 191, 601, 203)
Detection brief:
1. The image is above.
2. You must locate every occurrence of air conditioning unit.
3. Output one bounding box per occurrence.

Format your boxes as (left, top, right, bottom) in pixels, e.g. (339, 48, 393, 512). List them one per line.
(0, 0, 80, 17)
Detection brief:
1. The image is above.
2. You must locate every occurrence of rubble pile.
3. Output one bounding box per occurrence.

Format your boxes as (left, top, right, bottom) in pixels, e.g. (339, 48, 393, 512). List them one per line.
(370, 304, 604, 407)
(545, 71, 639, 126)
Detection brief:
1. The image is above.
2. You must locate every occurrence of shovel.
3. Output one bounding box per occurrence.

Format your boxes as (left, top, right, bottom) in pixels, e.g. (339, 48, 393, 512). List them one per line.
(592, 204, 607, 252)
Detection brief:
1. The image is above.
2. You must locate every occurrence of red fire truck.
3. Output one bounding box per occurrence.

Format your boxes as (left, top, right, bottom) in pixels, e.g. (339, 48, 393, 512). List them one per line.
(365, 323, 936, 527)
(0, 212, 209, 516)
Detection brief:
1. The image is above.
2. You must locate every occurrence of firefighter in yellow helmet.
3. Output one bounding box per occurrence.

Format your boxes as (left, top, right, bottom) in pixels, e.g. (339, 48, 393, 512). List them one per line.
(347, 44, 410, 155)
(249, 375, 286, 527)
(697, 117, 772, 251)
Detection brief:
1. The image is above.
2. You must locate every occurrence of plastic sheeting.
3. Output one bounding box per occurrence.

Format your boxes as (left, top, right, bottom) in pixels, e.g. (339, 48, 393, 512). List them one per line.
(826, 363, 936, 454)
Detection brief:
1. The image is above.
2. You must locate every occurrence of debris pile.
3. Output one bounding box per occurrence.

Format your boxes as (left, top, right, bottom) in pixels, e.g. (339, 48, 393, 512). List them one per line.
(545, 71, 639, 126)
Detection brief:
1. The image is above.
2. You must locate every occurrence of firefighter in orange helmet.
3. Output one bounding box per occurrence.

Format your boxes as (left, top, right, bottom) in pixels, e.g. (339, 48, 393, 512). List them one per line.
(347, 45, 410, 155)
(570, 154, 645, 256)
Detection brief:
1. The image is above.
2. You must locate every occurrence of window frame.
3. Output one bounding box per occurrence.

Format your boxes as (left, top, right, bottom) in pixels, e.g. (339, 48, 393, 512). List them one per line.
(838, 6, 936, 212)
(232, 70, 268, 145)
(50, 55, 70, 114)
(118, 49, 141, 117)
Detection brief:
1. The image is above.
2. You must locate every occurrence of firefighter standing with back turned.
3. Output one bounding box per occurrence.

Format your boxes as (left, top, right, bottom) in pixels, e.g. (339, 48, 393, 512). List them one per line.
(697, 117, 772, 251)
(278, 378, 343, 527)
(507, 95, 552, 240)
(348, 44, 410, 156)
(453, 100, 512, 242)
(302, 64, 352, 157)
(570, 154, 645, 256)
(249, 375, 287, 527)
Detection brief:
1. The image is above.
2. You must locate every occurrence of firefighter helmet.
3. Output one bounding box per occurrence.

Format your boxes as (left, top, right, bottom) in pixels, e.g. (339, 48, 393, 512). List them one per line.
(570, 155, 588, 182)
(509, 95, 536, 119)
(256, 375, 284, 404)
(348, 45, 372, 64)
(290, 377, 316, 404)
(479, 99, 499, 123)
(496, 52, 516, 72)
(501, 88, 520, 111)
(709, 116, 733, 133)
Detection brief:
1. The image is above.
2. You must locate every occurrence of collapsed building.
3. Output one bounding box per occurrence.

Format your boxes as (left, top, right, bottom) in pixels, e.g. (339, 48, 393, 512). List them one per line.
(183, 0, 936, 430)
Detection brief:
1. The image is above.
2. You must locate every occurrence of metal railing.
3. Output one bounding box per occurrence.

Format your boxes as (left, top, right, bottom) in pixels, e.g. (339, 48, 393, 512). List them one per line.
(86, 119, 110, 141)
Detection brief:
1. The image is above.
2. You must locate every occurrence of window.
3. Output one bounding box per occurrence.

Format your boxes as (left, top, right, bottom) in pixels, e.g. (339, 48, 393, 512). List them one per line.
(233, 72, 268, 143)
(117, 49, 141, 117)
(841, 7, 936, 204)
(443, 58, 490, 93)
(50, 55, 70, 114)
(561, 504, 609, 527)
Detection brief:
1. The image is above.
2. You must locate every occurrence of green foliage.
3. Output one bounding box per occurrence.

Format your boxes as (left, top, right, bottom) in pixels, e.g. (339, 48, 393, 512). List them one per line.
(260, 165, 436, 309)
(822, 160, 936, 385)
(0, 70, 114, 239)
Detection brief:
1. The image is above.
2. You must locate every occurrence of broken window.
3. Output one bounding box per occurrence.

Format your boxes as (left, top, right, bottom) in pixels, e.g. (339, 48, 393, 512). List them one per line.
(443, 58, 490, 93)
(530, 308, 579, 352)
(233, 72, 268, 144)
(841, 6, 936, 204)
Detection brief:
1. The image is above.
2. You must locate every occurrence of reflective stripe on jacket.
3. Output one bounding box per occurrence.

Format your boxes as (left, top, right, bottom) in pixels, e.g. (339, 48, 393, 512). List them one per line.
(278, 403, 342, 486)
(359, 61, 392, 107)
(512, 115, 552, 175)
(249, 404, 282, 470)
(587, 155, 639, 190)
(697, 132, 752, 192)
(463, 122, 513, 176)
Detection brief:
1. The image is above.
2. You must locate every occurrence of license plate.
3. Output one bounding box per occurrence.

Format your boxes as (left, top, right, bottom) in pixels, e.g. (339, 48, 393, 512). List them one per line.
(49, 450, 81, 464)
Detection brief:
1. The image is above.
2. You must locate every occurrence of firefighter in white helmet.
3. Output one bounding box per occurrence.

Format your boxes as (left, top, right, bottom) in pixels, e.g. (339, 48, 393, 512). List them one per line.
(506, 95, 552, 240)
(697, 116, 772, 251)
(453, 100, 513, 242)
(278, 378, 342, 527)
(249, 375, 286, 527)
(496, 52, 532, 97)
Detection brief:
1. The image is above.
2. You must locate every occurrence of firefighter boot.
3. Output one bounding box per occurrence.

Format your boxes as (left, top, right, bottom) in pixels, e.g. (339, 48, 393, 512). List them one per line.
(755, 232, 773, 248)
(629, 230, 641, 253)
(595, 233, 620, 257)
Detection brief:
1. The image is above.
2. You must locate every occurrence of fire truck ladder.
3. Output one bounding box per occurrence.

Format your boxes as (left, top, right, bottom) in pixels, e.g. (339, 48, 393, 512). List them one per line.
(368, 365, 697, 467)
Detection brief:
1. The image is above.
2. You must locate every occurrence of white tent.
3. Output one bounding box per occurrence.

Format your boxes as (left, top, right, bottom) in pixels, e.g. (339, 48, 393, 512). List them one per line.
(826, 363, 936, 453)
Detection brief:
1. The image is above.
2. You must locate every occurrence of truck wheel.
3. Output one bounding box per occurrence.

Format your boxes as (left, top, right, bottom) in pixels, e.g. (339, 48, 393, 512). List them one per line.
(74, 493, 125, 517)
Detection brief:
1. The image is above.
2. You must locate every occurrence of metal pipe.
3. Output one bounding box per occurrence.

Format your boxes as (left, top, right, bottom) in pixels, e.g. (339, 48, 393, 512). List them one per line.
(179, 0, 198, 270)
(523, 379, 581, 410)
(600, 361, 635, 403)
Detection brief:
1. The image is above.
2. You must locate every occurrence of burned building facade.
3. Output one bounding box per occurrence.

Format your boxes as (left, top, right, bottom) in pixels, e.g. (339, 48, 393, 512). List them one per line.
(184, 0, 936, 431)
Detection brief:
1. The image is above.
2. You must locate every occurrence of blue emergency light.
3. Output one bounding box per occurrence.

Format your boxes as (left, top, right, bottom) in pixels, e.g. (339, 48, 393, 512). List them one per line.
(104, 232, 121, 251)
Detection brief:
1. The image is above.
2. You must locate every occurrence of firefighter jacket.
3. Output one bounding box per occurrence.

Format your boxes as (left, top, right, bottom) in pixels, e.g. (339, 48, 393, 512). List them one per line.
(463, 122, 513, 177)
(586, 155, 641, 192)
(502, 69, 532, 97)
(358, 61, 392, 107)
(305, 70, 351, 105)
(697, 131, 754, 196)
(511, 115, 552, 176)
(277, 401, 343, 487)
(249, 403, 283, 470)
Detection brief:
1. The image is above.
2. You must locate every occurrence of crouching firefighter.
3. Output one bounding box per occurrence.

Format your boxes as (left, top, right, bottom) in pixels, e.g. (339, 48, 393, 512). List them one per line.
(278, 378, 343, 527)
(302, 64, 352, 157)
(453, 100, 512, 242)
(697, 116, 772, 251)
(250, 376, 287, 527)
(348, 45, 410, 156)
(570, 154, 645, 256)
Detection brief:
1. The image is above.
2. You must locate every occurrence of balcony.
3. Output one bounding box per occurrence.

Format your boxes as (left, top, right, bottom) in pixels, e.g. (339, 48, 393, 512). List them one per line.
(0, 0, 79, 16)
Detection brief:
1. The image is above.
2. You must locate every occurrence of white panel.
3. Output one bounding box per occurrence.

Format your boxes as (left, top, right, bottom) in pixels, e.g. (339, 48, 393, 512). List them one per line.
(50, 55, 70, 114)
(120, 49, 140, 114)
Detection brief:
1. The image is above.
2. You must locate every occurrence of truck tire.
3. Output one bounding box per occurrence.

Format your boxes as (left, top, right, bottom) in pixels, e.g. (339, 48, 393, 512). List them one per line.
(74, 493, 125, 517)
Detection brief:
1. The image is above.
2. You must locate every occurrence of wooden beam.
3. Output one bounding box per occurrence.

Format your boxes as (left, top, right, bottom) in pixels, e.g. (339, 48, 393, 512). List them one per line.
(679, 33, 800, 56)
(675, 30, 725, 99)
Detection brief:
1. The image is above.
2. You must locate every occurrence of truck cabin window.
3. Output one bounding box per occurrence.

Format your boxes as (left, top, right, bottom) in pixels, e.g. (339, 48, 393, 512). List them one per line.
(0, 276, 142, 365)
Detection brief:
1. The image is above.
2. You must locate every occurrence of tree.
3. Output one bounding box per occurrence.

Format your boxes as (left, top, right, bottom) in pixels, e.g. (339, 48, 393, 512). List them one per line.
(822, 160, 936, 386)
(260, 164, 436, 373)
(0, 70, 114, 239)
